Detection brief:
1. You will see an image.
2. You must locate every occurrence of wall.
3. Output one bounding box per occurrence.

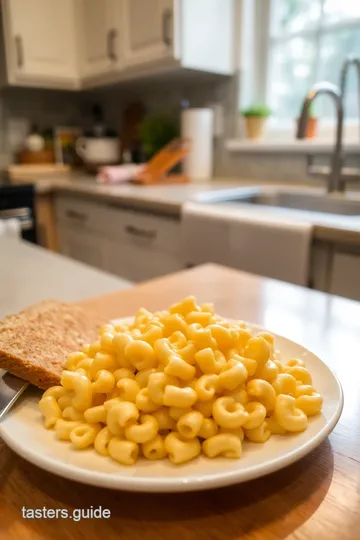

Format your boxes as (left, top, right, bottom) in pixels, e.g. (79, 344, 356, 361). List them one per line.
(214, 149, 310, 182)
(0, 88, 83, 159)
(215, 149, 360, 184)
(91, 73, 239, 133)
(1, 73, 357, 185)
(0, 73, 237, 168)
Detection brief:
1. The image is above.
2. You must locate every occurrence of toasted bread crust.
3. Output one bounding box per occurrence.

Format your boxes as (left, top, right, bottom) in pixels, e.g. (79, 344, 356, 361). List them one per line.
(0, 300, 102, 389)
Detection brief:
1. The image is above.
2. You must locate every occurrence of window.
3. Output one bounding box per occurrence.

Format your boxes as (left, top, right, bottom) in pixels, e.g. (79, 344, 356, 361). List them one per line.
(267, 0, 360, 121)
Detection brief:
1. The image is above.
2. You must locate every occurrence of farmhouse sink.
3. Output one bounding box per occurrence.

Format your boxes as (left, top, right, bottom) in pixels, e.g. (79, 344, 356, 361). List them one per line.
(196, 187, 360, 216)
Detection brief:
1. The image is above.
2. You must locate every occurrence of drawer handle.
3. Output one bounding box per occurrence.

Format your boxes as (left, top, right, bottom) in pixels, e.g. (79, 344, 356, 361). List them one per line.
(125, 225, 157, 239)
(66, 210, 87, 222)
(15, 35, 24, 68)
(107, 28, 117, 61)
(162, 8, 172, 47)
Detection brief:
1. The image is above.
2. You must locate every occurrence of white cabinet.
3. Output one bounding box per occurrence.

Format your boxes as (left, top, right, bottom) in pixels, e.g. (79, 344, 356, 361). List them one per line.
(329, 252, 360, 302)
(77, 0, 122, 80)
(122, 0, 177, 68)
(1, 0, 234, 89)
(106, 239, 182, 282)
(102, 205, 183, 281)
(312, 242, 360, 302)
(121, 0, 234, 76)
(57, 227, 107, 270)
(2, 0, 79, 89)
(180, 0, 234, 74)
(55, 195, 184, 282)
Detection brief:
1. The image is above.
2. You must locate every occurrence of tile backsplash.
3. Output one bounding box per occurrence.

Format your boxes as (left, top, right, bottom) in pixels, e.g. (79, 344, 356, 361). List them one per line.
(0, 74, 237, 168)
(0, 70, 357, 185)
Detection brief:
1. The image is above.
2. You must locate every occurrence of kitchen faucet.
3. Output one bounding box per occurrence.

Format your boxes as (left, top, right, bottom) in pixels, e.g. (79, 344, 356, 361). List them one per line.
(296, 82, 344, 193)
(296, 56, 360, 194)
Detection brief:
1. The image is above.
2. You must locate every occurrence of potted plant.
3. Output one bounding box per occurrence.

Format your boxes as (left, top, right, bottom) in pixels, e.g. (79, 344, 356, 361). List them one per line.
(296, 103, 318, 139)
(241, 104, 271, 140)
(139, 114, 179, 159)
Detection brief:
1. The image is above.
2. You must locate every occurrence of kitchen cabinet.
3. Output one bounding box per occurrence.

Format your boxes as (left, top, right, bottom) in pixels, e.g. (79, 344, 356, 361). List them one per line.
(55, 195, 184, 282)
(2, 0, 79, 89)
(106, 240, 182, 282)
(329, 251, 360, 302)
(57, 226, 107, 270)
(311, 242, 360, 302)
(101, 203, 183, 281)
(122, 0, 234, 75)
(1, 0, 234, 90)
(77, 0, 122, 80)
(122, 0, 176, 68)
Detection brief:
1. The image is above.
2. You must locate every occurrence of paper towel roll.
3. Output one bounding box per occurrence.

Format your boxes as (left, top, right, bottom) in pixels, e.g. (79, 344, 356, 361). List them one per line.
(181, 108, 214, 180)
(0, 218, 21, 239)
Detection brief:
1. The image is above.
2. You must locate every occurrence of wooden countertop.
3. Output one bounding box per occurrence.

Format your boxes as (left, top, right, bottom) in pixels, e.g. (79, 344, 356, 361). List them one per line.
(1, 263, 360, 540)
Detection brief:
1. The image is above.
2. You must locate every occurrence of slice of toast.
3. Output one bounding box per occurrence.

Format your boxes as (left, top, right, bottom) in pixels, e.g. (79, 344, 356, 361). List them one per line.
(0, 300, 102, 390)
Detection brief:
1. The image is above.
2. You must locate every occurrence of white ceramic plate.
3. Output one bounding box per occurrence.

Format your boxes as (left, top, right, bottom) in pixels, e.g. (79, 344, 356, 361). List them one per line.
(0, 321, 343, 493)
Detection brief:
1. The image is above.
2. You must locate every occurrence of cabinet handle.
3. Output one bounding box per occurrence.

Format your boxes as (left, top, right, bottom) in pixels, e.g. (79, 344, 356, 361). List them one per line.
(107, 29, 117, 61)
(15, 35, 24, 68)
(125, 225, 157, 240)
(66, 209, 88, 222)
(162, 8, 172, 47)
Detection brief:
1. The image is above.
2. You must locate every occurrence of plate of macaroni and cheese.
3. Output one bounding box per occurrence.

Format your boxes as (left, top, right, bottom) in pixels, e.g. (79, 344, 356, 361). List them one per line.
(0, 297, 343, 492)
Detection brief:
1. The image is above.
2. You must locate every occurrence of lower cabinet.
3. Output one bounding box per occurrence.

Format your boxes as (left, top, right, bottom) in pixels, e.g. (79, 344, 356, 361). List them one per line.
(57, 226, 107, 270)
(105, 238, 183, 282)
(311, 241, 360, 302)
(55, 195, 184, 282)
(329, 252, 360, 302)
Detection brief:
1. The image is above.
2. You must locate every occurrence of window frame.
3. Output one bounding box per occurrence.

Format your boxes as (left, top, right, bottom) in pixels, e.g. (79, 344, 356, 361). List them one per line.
(238, 0, 360, 139)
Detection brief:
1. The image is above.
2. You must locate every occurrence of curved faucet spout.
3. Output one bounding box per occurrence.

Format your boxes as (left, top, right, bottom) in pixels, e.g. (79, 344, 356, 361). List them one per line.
(296, 82, 344, 193)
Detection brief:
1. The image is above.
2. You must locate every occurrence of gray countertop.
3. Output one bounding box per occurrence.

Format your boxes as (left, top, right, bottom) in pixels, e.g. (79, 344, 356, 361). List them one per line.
(11, 172, 360, 244)
(30, 174, 253, 216)
(0, 237, 132, 319)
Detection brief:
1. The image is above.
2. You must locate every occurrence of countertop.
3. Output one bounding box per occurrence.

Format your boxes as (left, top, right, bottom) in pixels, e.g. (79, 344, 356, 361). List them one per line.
(190, 185, 360, 246)
(1, 263, 360, 539)
(0, 237, 132, 318)
(25, 173, 256, 216)
(11, 172, 360, 244)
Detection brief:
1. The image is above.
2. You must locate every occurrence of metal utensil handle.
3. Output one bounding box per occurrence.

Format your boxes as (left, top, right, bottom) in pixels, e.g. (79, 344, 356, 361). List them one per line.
(107, 29, 117, 61)
(15, 35, 24, 68)
(162, 8, 172, 47)
(0, 373, 28, 421)
(125, 224, 157, 239)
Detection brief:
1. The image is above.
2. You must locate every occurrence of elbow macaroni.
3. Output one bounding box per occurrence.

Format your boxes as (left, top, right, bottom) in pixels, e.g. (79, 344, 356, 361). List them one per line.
(39, 296, 323, 465)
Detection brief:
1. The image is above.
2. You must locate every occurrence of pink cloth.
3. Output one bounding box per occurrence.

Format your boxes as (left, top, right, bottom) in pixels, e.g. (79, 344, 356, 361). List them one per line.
(97, 164, 145, 184)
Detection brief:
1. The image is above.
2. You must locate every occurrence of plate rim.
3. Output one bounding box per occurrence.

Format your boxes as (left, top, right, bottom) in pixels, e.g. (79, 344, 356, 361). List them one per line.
(0, 320, 344, 493)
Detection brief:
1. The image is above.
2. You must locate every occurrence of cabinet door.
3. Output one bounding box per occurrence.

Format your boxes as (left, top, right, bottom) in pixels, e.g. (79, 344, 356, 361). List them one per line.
(105, 239, 183, 282)
(122, 0, 176, 68)
(3, 0, 78, 86)
(78, 0, 121, 78)
(58, 226, 106, 270)
(329, 252, 360, 302)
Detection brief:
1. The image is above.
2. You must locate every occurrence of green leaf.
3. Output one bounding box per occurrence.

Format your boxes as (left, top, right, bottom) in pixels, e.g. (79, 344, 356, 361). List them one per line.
(241, 104, 272, 118)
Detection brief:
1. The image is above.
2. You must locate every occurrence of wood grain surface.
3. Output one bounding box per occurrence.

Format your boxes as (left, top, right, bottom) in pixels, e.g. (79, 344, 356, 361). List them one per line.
(1, 263, 360, 540)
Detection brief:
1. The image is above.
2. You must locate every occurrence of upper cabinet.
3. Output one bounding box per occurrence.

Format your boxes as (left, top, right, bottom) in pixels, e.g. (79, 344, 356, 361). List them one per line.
(122, 0, 177, 68)
(1, 0, 235, 90)
(2, 0, 79, 89)
(77, 0, 122, 80)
